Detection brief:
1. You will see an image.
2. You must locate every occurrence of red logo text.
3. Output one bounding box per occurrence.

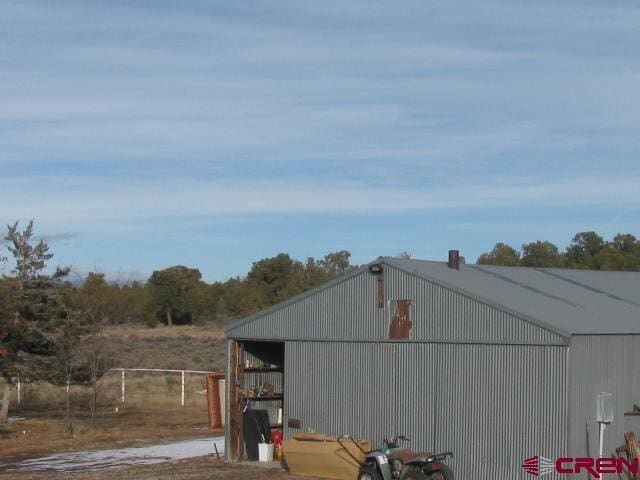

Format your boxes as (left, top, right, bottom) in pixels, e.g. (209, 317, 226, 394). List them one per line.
(522, 455, 638, 478)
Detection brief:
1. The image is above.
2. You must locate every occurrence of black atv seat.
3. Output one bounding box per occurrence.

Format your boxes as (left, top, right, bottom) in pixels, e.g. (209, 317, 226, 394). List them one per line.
(395, 449, 434, 463)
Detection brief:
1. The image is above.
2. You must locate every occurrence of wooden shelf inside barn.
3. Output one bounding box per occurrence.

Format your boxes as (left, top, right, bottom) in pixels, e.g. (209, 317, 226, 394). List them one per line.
(243, 366, 284, 373)
(241, 394, 283, 401)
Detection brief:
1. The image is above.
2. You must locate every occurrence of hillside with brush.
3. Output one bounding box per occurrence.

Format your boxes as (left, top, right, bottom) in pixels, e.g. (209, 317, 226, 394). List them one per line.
(103, 326, 226, 371)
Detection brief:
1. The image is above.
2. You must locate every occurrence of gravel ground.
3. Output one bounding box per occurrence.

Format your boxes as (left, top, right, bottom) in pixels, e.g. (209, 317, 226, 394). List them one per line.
(1, 456, 326, 480)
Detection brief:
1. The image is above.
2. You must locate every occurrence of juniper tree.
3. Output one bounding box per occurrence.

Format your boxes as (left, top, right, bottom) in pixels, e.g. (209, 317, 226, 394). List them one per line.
(0, 220, 70, 424)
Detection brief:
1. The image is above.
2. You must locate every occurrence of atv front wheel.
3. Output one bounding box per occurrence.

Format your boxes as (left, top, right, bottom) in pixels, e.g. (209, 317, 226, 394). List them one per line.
(403, 467, 428, 480)
(358, 464, 383, 480)
(427, 465, 454, 480)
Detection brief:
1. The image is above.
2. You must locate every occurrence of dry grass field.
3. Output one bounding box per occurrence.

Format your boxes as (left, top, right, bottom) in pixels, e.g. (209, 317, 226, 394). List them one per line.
(1, 325, 227, 460)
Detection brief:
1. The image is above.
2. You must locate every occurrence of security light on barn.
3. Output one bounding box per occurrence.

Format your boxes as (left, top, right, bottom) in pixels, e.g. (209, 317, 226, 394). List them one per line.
(368, 263, 383, 274)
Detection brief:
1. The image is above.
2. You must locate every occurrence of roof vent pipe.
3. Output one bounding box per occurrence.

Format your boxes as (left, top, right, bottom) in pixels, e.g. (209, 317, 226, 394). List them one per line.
(448, 250, 460, 270)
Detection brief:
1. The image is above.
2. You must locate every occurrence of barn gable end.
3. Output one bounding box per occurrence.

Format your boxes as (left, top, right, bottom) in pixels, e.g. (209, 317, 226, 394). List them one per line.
(226, 261, 566, 345)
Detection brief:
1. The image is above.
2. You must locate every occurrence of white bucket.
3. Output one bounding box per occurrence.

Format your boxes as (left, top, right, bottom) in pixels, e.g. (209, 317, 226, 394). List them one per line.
(258, 443, 274, 462)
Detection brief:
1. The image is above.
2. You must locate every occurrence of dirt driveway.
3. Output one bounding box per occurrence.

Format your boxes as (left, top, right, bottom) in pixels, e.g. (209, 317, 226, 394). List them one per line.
(1, 456, 326, 480)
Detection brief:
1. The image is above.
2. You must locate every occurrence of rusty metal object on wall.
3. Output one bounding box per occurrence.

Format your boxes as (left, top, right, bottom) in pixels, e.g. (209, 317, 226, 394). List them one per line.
(389, 299, 412, 339)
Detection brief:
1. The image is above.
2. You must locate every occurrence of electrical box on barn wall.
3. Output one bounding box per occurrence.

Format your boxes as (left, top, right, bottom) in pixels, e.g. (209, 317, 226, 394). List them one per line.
(597, 392, 613, 423)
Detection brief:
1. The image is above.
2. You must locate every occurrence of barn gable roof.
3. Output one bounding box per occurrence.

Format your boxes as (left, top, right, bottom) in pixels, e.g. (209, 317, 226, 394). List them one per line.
(225, 264, 372, 337)
(225, 257, 640, 338)
(384, 258, 640, 335)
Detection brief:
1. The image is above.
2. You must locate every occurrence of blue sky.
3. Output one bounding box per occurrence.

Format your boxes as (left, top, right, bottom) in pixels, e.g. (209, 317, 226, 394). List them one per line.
(1, 0, 639, 282)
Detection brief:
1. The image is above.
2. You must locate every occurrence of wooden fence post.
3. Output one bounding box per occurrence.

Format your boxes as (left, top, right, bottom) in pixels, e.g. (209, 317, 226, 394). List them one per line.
(206, 374, 223, 429)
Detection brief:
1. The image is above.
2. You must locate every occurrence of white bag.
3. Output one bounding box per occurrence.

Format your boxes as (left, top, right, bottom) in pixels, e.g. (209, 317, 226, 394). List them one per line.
(258, 442, 274, 462)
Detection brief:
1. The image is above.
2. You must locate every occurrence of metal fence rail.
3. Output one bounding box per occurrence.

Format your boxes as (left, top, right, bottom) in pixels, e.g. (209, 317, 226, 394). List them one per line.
(110, 368, 223, 407)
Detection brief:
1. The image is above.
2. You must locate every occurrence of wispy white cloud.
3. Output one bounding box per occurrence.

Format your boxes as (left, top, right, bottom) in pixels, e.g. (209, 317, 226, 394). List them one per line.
(3, 0, 639, 177)
(1, 175, 638, 224)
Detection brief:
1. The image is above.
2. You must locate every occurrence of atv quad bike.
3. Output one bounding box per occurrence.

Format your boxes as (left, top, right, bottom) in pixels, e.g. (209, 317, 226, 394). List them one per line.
(338, 435, 454, 480)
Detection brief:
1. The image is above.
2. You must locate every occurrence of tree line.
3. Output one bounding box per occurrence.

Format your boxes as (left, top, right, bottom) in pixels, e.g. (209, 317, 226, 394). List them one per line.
(476, 231, 640, 270)
(0, 220, 358, 427)
(82, 248, 357, 328)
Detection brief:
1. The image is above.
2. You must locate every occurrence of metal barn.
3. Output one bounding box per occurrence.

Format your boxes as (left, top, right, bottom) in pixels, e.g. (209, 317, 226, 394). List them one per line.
(224, 254, 640, 478)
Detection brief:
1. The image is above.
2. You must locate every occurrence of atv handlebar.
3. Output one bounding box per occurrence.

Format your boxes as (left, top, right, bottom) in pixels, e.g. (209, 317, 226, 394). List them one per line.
(428, 451, 453, 462)
(385, 435, 410, 448)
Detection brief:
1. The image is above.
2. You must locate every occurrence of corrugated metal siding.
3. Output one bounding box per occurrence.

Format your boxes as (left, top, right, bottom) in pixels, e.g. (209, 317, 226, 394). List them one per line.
(228, 270, 386, 340)
(435, 343, 567, 479)
(569, 335, 640, 457)
(228, 267, 565, 345)
(284, 341, 409, 445)
(285, 341, 567, 479)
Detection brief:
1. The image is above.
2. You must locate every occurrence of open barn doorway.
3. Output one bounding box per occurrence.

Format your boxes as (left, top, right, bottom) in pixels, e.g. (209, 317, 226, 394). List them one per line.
(227, 340, 284, 461)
